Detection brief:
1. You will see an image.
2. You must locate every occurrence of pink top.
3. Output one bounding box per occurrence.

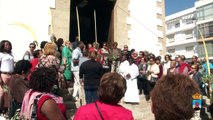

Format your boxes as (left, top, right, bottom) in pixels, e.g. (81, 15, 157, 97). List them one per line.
(74, 101, 134, 120)
(20, 89, 65, 120)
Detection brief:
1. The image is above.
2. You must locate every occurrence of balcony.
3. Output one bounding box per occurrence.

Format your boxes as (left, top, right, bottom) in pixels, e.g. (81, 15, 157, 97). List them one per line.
(185, 34, 193, 40)
(166, 37, 197, 47)
(167, 38, 175, 43)
(166, 22, 195, 35)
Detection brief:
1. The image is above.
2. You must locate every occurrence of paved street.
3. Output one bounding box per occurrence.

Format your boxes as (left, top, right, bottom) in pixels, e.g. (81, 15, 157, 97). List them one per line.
(120, 95, 154, 120)
(62, 88, 212, 120)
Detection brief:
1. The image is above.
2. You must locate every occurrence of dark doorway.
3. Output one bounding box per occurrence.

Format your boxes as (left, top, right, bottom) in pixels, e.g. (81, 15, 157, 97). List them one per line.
(69, 0, 116, 47)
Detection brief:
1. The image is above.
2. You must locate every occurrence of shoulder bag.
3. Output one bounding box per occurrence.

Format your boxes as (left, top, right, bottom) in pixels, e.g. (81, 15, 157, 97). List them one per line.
(95, 102, 104, 120)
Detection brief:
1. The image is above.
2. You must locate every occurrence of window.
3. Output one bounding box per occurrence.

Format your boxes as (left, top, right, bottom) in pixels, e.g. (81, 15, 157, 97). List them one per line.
(157, 25, 163, 31)
(48, 25, 52, 35)
(167, 35, 175, 43)
(185, 46, 194, 52)
(168, 49, 175, 54)
(185, 30, 193, 39)
(185, 19, 194, 24)
(197, 3, 213, 21)
(157, 13, 162, 19)
(175, 23, 180, 28)
(168, 38, 174, 43)
(167, 24, 173, 30)
(198, 21, 213, 38)
(127, 24, 131, 30)
(198, 42, 213, 57)
(156, 1, 162, 7)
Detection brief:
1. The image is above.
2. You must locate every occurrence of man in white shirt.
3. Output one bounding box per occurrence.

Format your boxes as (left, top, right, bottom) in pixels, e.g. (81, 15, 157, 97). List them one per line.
(72, 41, 84, 100)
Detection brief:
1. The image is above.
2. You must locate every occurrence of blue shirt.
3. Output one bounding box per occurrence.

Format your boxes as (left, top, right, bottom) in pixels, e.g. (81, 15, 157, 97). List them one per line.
(202, 62, 213, 76)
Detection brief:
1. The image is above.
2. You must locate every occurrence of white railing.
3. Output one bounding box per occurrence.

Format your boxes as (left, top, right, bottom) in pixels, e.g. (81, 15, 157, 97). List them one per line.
(185, 34, 193, 39)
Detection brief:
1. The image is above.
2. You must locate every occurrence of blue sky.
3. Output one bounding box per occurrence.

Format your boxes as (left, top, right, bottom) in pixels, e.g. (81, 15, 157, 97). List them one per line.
(165, 0, 196, 16)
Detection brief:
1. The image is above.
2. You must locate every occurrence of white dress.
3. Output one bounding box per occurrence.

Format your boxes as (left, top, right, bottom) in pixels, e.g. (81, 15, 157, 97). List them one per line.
(118, 60, 129, 77)
(163, 61, 170, 75)
(124, 63, 139, 103)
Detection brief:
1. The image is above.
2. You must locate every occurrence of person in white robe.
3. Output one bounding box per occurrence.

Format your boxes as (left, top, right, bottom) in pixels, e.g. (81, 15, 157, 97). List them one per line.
(124, 58, 139, 103)
(118, 55, 129, 77)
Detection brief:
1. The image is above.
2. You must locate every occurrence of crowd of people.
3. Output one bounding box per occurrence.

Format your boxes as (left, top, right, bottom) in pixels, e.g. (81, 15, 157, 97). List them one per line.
(0, 37, 213, 119)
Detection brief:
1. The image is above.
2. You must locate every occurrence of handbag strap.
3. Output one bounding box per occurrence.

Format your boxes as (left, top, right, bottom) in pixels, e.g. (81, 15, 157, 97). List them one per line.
(31, 94, 42, 120)
(95, 102, 104, 120)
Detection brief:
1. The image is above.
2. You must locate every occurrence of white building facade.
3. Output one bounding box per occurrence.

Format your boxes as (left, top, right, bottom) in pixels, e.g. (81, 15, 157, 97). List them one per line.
(114, 0, 166, 56)
(166, 0, 213, 59)
(166, 8, 197, 59)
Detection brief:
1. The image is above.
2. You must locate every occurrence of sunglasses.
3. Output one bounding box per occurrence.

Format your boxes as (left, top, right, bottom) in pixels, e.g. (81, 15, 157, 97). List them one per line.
(29, 46, 35, 48)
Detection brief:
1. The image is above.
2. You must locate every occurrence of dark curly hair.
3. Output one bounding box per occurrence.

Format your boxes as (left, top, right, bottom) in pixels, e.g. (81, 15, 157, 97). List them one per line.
(14, 60, 32, 75)
(155, 56, 161, 62)
(0, 40, 12, 54)
(40, 41, 48, 49)
(29, 67, 58, 92)
(164, 54, 172, 61)
(33, 49, 41, 58)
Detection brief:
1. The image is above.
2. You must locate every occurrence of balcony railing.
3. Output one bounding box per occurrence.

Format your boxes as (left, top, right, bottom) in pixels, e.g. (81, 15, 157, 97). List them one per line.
(168, 38, 175, 43)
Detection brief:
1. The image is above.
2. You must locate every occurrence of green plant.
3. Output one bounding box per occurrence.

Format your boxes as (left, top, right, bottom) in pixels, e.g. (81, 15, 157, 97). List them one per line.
(108, 54, 119, 61)
(202, 72, 213, 103)
(202, 72, 213, 84)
